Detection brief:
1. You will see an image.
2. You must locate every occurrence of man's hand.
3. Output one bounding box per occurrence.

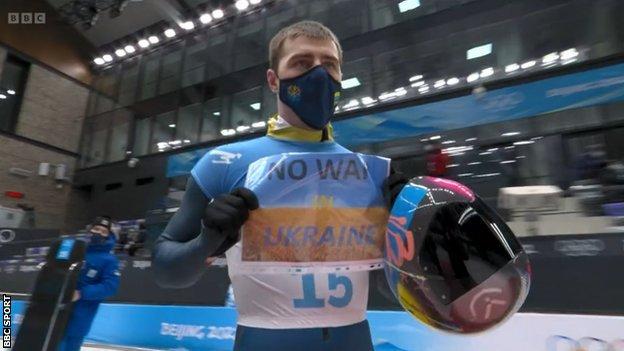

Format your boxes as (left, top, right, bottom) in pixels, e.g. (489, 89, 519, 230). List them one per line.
(72, 290, 81, 302)
(203, 187, 259, 253)
(382, 166, 408, 209)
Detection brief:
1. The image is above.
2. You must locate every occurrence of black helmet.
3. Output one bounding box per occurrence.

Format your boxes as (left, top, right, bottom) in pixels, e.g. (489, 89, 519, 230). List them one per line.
(92, 216, 112, 232)
(384, 176, 530, 334)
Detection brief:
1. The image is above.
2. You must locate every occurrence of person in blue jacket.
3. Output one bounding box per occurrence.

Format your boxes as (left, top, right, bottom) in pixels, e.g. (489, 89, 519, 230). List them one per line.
(58, 216, 121, 351)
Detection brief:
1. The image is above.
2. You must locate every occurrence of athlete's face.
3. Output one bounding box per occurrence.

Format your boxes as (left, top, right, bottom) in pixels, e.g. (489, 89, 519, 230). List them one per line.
(267, 36, 342, 93)
(90, 225, 110, 237)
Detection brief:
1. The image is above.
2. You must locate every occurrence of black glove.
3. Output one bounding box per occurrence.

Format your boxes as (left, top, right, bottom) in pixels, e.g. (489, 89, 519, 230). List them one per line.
(203, 187, 259, 256)
(382, 165, 408, 209)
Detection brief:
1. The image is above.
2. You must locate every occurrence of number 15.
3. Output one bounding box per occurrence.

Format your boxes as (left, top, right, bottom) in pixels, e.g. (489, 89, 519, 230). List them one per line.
(293, 273, 353, 308)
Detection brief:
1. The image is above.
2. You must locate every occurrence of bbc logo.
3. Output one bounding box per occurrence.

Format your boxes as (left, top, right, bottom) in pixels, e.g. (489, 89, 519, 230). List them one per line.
(8, 12, 46, 24)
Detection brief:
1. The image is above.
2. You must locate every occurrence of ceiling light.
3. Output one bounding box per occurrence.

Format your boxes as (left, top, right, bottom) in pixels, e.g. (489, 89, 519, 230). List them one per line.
(220, 129, 235, 136)
(213, 112, 220, 116)
(447, 77, 460, 86)
(429, 135, 441, 140)
(7, 90, 15, 95)
(468, 162, 482, 165)
(501, 131, 520, 137)
(212, 9, 224, 19)
(521, 60, 536, 69)
(466, 43, 492, 60)
(480, 67, 494, 78)
(102, 54, 113, 62)
(235, 0, 250, 10)
(250, 0, 262, 4)
(179, 21, 194, 30)
(115, 49, 126, 57)
(398, 0, 420, 13)
(250, 103, 261, 110)
(418, 85, 429, 93)
(467, 72, 479, 83)
(542, 52, 559, 65)
(409, 75, 423, 82)
(252, 121, 266, 128)
(411, 80, 425, 88)
(236, 125, 250, 132)
(138, 39, 149, 48)
(164, 28, 176, 38)
(168, 124, 176, 128)
(93, 57, 105, 65)
(560, 48, 579, 61)
(200, 13, 212, 24)
(341, 77, 361, 89)
(361, 96, 377, 105)
(434, 80, 446, 88)
(441, 140, 456, 145)
(500, 160, 516, 164)
(465, 137, 477, 142)
(513, 140, 535, 146)
(124, 45, 135, 54)
(505, 63, 520, 73)
(0, 94, 6, 99)
(148, 36, 159, 44)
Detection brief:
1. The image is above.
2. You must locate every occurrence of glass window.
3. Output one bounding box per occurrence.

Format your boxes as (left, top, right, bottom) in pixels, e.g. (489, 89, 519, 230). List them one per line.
(96, 66, 119, 97)
(83, 115, 110, 167)
(177, 103, 202, 144)
(94, 94, 116, 115)
(140, 53, 160, 101)
(0, 55, 30, 133)
(159, 47, 183, 94)
(118, 59, 140, 106)
(201, 98, 223, 142)
(108, 109, 132, 162)
(205, 26, 231, 79)
(182, 37, 208, 87)
(133, 117, 151, 156)
(233, 20, 266, 71)
(151, 111, 176, 152)
(230, 87, 263, 131)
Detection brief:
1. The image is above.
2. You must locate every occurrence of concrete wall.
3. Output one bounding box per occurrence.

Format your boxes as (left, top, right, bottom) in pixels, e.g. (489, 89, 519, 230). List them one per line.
(0, 52, 90, 230)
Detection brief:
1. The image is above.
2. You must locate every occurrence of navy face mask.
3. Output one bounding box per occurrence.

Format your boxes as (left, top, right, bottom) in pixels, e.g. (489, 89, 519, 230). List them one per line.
(89, 230, 108, 245)
(278, 65, 341, 130)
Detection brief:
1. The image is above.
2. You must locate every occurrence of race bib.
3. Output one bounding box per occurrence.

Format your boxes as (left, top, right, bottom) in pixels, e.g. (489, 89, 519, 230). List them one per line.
(240, 153, 390, 274)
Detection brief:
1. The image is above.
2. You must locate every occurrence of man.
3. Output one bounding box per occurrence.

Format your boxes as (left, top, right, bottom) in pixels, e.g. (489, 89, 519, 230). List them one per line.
(58, 216, 121, 351)
(152, 21, 406, 350)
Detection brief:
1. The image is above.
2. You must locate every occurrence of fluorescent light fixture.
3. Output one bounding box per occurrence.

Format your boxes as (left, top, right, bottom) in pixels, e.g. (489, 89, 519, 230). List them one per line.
(516, 155, 526, 159)
(418, 85, 429, 93)
(479, 151, 492, 156)
(379, 91, 396, 100)
(7, 90, 15, 95)
(466, 43, 492, 60)
(441, 140, 456, 145)
(200, 13, 212, 24)
(115, 49, 126, 57)
(252, 121, 266, 128)
(521, 60, 536, 69)
(220, 129, 235, 136)
(236, 125, 250, 132)
(124, 45, 135, 54)
(250, 102, 261, 110)
(467, 72, 479, 83)
(480, 67, 494, 78)
(447, 164, 460, 168)
(164, 28, 176, 38)
(531, 136, 544, 140)
(157, 142, 169, 149)
(560, 48, 579, 61)
(513, 140, 535, 146)
(468, 162, 482, 166)
(179, 21, 195, 30)
(341, 77, 361, 89)
(102, 54, 113, 62)
(504, 146, 515, 150)
(343, 100, 360, 110)
(235, 0, 250, 10)
(0, 94, 6, 99)
(213, 112, 221, 116)
(410, 81, 425, 88)
(447, 77, 460, 86)
(488, 148, 499, 152)
(168, 124, 176, 128)
(138, 39, 150, 48)
(93, 57, 105, 65)
(361, 96, 377, 105)
(458, 173, 473, 177)
(434, 80, 446, 88)
(169, 140, 182, 146)
(429, 135, 441, 140)
(398, 0, 420, 13)
(409, 75, 423, 82)
(212, 9, 224, 19)
(501, 131, 520, 137)
(500, 160, 516, 164)
(394, 87, 407, 96)
(542, 52, 559, 65)
(505, 63, 520, 73)
(250, 0, 262, 4)
(465, 137, 477, 142)
(184, 139, 191, 143)
(473, 173, 501, 178)
(148, 36, 159, 44)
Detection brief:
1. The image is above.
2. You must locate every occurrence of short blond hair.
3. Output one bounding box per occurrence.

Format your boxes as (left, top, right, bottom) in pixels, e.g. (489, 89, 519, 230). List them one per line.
(268, 20, 343, 72)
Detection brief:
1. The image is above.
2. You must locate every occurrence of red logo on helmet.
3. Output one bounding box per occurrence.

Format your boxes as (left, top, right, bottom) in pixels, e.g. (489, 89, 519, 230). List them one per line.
(385, 215, 415, 268)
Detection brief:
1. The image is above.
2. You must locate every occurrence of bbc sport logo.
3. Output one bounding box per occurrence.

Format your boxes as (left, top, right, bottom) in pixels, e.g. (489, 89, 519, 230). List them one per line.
(7, 12, 46, 24)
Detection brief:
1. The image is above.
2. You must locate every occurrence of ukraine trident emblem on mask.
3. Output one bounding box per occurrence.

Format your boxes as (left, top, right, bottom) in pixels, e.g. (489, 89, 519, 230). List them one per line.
(287, 84, 301, 101)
